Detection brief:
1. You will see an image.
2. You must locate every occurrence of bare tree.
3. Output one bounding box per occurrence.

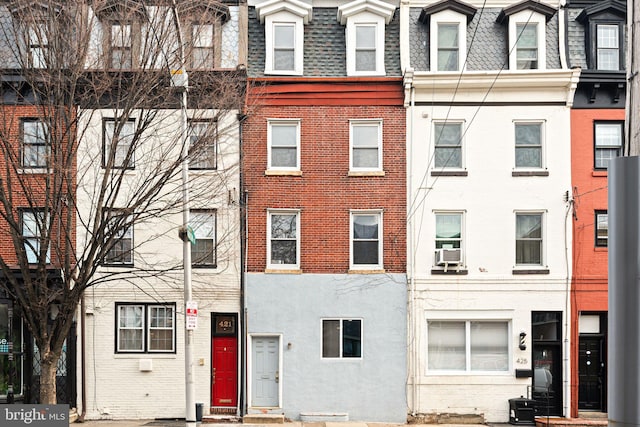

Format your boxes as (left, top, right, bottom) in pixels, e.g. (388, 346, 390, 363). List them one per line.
(0, 0, 245, 404)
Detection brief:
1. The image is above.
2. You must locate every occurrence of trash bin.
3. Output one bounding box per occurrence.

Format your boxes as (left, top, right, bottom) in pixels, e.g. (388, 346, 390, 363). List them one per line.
(195, 403, 203, 422)
(508, 396, 536, 425)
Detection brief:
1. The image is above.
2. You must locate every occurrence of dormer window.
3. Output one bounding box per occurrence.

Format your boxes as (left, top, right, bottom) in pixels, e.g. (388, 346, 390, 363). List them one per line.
(110, 23, 133, 69)
(94, 1, 146, 70)
(9, 1, 62, 69)
(256, 0, 312, 75)
(576, 1, 626, 71)
(418, 0, 476, 73)
(497, 0, 556, 71)
(338, 0, 395, 76)
(176, 1, 230, 70)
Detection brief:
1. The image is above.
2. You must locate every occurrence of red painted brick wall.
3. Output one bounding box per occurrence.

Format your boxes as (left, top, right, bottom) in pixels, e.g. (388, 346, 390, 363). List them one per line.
(243, 98, 406, 274)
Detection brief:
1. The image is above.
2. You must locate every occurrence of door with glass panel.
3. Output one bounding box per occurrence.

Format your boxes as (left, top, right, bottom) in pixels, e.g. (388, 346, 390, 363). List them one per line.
(0, 301, 23, 403)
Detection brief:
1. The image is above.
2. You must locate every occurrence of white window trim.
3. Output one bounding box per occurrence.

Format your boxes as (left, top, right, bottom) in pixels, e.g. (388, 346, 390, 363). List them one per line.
(433, 210, 465, 268)
(264, 13, 304, 75)
(430, 10, 467, 72)
(514, 210, 547, 268)
(320, 318, 364, 360)
(345, 14, 385, 76)
(425, 316, 512, 375)
(508, 10, 546, 71)
(432, 120, 465, 171)
(350, 119, 382, 172)
(116, 303, 176, 353)
(267, 119, 301, 172)
(267, 209, 301, 270)
(350, 210, 383, 271)
(513, 120, 546, 170)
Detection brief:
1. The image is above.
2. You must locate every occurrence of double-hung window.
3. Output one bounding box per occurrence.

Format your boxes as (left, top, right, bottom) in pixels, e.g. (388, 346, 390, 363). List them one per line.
(434, 122, 463, 169)
(116, 303, 175, 353)
(103, 119, 135, 169)
(516, 23, 538, 69)
(268, 210, 299, 269)
(596, 24, 620, 70)
(273, 23, 295, 72)
(110, 23, 132, 69)
(595, 210, 608, 247)
(351, 211, 382, 270)
(189, 120, 217, 170)
(594, 122, 623, 170)
(21, 119, 49, 168)
(191, 210, 217, 267)
(191, 23, 214, 69)
(103, 209, 133, 266)
(515, 122, 543, 169)
(437, 23, 459, 71)
(350, 120, 382, 171)
(21, 209, 49, 264)
(322, 319, 362, 359)
(427, 320, 509, 372)
(27, 21, 47, 68)
(355, 24, 376, 72)
(515, 212, 543, 266)
(268, 120, 300, 171)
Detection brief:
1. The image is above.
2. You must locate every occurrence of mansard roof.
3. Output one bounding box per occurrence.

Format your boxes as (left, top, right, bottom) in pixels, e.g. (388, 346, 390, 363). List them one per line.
(175, 0, 231, 23)
(337, 0, 396, 25)
(255, 0, 313, 23)
(496, 0, 556, 24)
(418, 0, 476, 25)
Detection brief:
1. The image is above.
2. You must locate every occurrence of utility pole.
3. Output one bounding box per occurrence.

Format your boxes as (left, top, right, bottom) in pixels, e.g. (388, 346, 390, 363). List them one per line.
(170, 3, 196, 426)
(626, 0, 640, 156)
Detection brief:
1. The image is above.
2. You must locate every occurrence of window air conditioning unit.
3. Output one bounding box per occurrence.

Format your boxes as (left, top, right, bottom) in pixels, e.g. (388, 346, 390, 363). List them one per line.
(435, 248, 462, 265)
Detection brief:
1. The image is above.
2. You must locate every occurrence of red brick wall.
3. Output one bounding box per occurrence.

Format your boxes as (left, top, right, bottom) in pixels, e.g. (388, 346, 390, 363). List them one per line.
(0, 105, 76, 266)
(243, 102, 406, 273)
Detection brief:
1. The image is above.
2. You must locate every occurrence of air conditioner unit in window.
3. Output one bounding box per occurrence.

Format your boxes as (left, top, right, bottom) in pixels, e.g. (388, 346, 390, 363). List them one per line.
(435, 248, 462, 265)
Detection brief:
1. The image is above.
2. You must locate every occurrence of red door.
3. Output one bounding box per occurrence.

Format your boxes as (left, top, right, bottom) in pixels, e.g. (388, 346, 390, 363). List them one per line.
(212, 336, 238, 407)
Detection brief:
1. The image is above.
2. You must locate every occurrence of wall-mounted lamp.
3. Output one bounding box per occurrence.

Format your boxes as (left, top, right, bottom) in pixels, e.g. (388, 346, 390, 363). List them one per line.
(519, 331, 527, 351)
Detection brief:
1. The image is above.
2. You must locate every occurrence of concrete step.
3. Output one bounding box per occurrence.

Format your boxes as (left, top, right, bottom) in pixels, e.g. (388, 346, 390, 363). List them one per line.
(243, 414, 285, 424)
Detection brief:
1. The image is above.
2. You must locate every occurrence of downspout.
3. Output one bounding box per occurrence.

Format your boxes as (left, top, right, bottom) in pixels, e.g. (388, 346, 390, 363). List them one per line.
(563, 192, 574, 418)
(238, 112, 247, 417)
(78, 294, 86, 422)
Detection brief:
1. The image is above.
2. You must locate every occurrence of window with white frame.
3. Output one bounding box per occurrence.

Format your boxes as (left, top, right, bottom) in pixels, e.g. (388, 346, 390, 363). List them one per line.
(103, 119, 135, 169)
(268, 210, 299, 268)
(434, 122, 463, 169)
(322, 318, 362, 358)
(268, 120, 300, 170)
(350, 120, 382, 171)
(594, 122, 623, 170)
(515, 212, 543, 266)
(273, 23, 295, 72)
(435, 212, 461, 250)
(116, 303, 176, 353)
(191, 23, 214, 69)
(21, 209, 49, 264)
(515, 122, 543, 168)
(339, 0, 394, 77)
(595, 210, 608, 247)
(103, 209, 133, 266)
(191, 210, 217, 267)
(427, 320, 509, 372)
(596, 24, 620, 70)
(505, 8, 548, 70)
(189, 120, 217, 170)
(351, 211, 382, 269)
(21, 119, 49, 168)
(437, 23, 459, 71)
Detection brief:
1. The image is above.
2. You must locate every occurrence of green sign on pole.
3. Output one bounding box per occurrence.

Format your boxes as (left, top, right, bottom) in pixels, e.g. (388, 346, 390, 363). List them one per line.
(186, 225, 196, 245)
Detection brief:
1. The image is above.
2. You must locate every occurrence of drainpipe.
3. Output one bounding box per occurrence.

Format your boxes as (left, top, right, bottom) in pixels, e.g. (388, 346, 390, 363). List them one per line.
(563, 193, 574, 418)
(78, 294, 86, 422)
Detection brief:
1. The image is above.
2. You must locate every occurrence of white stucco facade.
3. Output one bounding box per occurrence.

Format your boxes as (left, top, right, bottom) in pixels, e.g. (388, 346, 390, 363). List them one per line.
(404, 68, 579, 421)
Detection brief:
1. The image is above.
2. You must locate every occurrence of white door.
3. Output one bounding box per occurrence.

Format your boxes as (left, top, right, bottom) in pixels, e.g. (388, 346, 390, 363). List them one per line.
(251, 336, 279, 407)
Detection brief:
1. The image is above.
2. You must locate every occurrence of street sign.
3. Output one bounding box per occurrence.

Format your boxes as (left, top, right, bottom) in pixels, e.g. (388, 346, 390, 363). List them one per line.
(187, 225, 196, 245)
(186, 301, 198, 330)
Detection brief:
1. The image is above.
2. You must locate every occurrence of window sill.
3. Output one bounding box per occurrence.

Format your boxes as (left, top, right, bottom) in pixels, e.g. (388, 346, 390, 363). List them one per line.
(512, 269, 550, 275)
(431, 268, 468, 275)
(18, 168, 49, 174)
(431, 170, 468, 177)
(265, 170, 302, 176)
(512, 170, 549, 177)
(101, 263, 134, 268)
(594, 246, 608, 252)
(592, 170, 608, 177)
(114, 353, 177, 359)
(193, 264, 218, 269)
(348, 269, 386, 274)
(264, 268, 302, 274)
(348, 170, 385, 177)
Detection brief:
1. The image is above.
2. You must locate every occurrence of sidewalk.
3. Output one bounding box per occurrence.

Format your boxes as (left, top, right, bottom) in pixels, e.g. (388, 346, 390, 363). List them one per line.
(73, 421, 490, 427)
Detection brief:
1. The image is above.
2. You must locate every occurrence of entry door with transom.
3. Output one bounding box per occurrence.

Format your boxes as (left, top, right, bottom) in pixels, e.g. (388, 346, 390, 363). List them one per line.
(211, 314, 238, 408)
(251, 336, 279, 407)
